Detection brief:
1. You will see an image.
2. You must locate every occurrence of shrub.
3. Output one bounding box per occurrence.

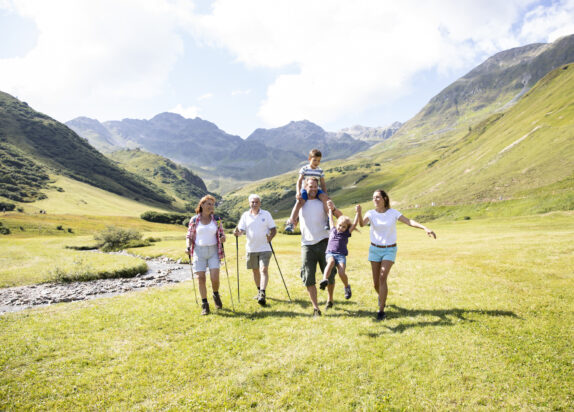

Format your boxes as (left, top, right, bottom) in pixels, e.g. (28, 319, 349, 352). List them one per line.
(140, 210, 188, 225)
(0, 201, 15, 211)
(94, 226, 142, 252)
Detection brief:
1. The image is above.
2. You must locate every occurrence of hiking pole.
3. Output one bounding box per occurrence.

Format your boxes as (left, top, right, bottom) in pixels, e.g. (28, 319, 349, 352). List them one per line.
(236, 235, 240, 303)
(269, 242, 292, 302)
(221, 245, 236, 311)
(188, 251, 198, 305)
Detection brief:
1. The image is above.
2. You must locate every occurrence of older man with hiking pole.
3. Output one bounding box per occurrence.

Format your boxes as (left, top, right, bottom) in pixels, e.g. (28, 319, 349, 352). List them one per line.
(234, 194, 276, 306)
(298, 177, 340, 316)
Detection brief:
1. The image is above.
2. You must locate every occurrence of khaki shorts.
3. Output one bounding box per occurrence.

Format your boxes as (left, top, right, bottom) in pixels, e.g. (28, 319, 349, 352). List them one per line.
(300, 239, 336, 287)
(246, 251, 272, 270)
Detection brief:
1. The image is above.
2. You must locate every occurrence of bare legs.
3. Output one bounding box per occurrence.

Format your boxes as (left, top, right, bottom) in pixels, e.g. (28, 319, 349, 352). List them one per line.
(252, 266, 269, 290)
(370, 260, 394, 311)
(196, 268, 220, 299)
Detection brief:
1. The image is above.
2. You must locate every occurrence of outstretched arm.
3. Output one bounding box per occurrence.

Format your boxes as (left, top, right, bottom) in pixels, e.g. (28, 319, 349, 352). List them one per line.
(349, 204, 361, 233)
(398, 215, 436, 239)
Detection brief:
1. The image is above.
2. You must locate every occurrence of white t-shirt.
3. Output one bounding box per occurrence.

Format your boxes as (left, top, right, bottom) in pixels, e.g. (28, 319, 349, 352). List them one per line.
(195, 220, 217, 246)
(299, 199, 329, 246)
(364, 208, 402, 245)
(237, 209, 276, 253)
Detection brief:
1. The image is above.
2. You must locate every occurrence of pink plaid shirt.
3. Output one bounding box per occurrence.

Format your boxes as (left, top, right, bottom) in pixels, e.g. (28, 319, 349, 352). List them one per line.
(186, 214, 225, 260)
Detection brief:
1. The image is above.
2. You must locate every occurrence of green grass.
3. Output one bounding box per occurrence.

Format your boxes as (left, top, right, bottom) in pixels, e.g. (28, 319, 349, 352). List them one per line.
(1, 212, 572, 410)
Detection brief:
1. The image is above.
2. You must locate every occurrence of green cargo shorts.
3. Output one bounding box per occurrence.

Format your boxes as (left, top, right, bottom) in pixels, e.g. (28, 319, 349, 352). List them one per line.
(300, 238, 336, 287)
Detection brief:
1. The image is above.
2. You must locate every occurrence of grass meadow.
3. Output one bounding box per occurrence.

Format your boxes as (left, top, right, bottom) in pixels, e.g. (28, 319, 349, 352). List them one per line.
(0, 211, 573, 410)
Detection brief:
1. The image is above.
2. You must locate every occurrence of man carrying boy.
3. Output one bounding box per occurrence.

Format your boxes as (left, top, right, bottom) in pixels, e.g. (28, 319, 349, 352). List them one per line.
(285, 149, 330, 233)
(234, 194, 277, 306)
(298, 177, 341, 316)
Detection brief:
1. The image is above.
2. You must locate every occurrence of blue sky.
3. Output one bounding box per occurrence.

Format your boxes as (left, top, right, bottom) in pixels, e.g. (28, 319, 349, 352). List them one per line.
(1, 0, 573, 138)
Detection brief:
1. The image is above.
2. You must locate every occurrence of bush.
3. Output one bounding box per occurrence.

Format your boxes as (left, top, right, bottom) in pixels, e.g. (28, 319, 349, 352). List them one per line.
(94, 226, 142, 252)
(140, 210, 188, 225)
(0, 201, 15, 211)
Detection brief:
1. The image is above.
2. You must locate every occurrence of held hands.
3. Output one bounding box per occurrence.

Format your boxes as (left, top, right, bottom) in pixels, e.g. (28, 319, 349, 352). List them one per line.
(355, 204, 362, 213)
(326, 200, 335, 210)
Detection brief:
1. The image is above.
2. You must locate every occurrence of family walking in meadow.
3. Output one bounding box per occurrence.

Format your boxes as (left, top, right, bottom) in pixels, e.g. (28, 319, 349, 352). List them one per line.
(186, 149, 436, 319)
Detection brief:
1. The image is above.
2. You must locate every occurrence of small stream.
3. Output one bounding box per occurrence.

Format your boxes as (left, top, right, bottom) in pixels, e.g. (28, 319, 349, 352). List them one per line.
(0, 256, 191, 314)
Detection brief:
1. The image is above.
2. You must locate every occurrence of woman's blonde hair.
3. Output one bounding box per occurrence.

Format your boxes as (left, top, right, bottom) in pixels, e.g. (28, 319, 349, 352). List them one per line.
(195, 195, 216, 215)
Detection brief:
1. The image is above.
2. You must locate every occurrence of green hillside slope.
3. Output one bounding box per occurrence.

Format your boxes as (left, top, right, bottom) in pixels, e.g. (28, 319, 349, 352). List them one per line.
(0, 91, 174, 209)
(221, 64, 574, 221)
(107, 148, 212, 210)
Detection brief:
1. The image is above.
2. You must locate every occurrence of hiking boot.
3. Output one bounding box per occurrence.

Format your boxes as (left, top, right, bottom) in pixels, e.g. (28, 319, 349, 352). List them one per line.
(344, 285, 352, 299)
(313, 308, 322, 317)
(257, 290, 266, 306)
(284, 221, 295, 233)
(319, 279, 329, 290)
(213, 293, 223, 309)
(376, 310, 386, 321)
(325, 301, 333, 310)
(201, 302, 210, 315)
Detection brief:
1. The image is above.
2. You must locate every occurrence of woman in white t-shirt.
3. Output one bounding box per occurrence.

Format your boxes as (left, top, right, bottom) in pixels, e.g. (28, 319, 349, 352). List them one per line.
(357, 189, 436, 321)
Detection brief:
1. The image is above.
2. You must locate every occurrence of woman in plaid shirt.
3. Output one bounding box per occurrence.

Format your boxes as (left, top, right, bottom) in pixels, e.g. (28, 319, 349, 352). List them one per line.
(186, 195, 227, 315)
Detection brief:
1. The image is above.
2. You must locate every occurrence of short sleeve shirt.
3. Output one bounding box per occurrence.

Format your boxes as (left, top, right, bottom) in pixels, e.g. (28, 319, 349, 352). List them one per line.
(299, 165, 324, 179)
(299, 199, 329, 246)
(326, 227, 352, 256)
(237, 209, 276, 253)
(364, 208, 402, 245)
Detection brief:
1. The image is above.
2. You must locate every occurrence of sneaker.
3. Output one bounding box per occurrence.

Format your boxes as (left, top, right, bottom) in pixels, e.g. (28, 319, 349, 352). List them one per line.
(376, 311, 386, 321)
(313, 308, 322, 317)
(325, 301, 333, 310)
(257, 291, 266, 306)
(319, 279, 329, 290)
(253, 290, 260, 300)
(201, 302, 210, 315)
(344, 285, 352, 299)
(213, 293, 223, 309)
(284, 221, 295, 233)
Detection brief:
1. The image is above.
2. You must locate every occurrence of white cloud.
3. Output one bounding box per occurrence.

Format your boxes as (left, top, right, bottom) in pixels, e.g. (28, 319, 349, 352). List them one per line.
(170, 103, 200, 119)
(231, 89, 251, 96)
(190, 0, 569, 127)
(197, 93, 213, 101)
(0, 0, 194, 121)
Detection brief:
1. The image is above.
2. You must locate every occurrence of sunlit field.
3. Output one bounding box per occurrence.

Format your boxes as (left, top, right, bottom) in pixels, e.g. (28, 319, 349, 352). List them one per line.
(1, 212, 572, 410)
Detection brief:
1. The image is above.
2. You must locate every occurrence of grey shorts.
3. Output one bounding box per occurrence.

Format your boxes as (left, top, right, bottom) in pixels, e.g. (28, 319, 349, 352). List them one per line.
(246, 251, 272, 270)
(300, 239, 336, 287)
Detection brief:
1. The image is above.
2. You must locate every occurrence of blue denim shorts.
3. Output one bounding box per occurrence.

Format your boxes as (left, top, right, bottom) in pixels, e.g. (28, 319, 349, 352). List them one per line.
(368, 244, 397, 262)
(326, 252, 347, 265)
(193, 245, 220, 272)
(301, 189, 325, 201)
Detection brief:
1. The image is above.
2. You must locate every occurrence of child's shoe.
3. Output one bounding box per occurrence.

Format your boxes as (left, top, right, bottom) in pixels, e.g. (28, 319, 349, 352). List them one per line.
(319, 279, 329, 290)
(284, 221, 294, 233)
(344, 285, 352, 299)
(323, 218, 330, 231)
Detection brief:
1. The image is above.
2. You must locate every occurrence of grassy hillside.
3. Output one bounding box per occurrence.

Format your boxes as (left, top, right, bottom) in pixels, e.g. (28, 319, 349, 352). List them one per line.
(221, 64, 574, 221)
(0, 91, 174, 209)
(0, 176, 169, 216)
(107, 149, 211, 211)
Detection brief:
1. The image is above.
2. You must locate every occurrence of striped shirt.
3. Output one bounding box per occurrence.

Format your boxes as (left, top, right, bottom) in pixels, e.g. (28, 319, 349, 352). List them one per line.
(299, 165, 324, 179)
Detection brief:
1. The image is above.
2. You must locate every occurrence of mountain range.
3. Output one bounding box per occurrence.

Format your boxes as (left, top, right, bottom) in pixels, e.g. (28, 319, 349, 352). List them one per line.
(66, 116, 397, 188)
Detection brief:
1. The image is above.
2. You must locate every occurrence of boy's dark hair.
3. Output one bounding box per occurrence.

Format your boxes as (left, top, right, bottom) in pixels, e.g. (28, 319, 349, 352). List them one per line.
(309, 148, 322, 158)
